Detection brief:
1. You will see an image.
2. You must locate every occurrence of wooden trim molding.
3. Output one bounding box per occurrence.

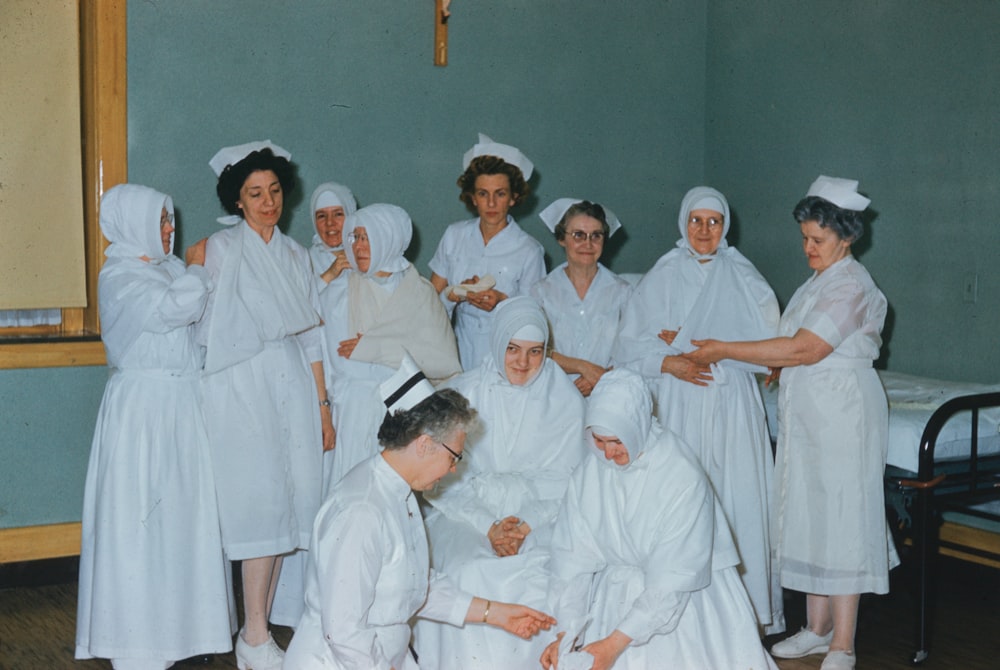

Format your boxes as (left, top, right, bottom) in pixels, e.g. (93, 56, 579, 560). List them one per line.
(0, 340, 106, 369)
(0, 522, 82, 563)
(0, 0, 124, 369)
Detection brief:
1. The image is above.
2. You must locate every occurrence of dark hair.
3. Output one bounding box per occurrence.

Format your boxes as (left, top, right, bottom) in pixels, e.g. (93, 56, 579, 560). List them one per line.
(793, 195, 863, 243)
(457, 155, 530, 209)
(554, 201, 609, 241)
(378, 388, 478, 450)
(215, 148, 296, 216)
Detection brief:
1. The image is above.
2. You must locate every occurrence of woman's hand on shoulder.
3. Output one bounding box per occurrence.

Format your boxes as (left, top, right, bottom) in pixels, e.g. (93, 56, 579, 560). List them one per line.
(185, 238, 208, 266)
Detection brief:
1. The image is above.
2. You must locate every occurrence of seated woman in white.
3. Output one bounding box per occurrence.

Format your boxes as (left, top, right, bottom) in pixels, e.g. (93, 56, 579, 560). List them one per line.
(321, 203, 462, 492)
(414, 296, 587, 669)
(541, 369, 778, 670)
(285, 386, 555, 670)
(531, 198, 632, 397)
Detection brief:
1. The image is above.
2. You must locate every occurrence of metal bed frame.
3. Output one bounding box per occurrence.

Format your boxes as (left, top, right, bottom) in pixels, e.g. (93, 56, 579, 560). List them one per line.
(886, 391, 1000, 663)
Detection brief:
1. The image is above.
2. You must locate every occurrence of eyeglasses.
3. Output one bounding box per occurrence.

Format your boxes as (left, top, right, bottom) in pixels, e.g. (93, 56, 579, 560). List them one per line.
(160, 213, 175, 227)
(687, 215, 723, 229)
(347, 232, 369, 244)
(568, 230, 605, 243)
(438, 440, 463, 466)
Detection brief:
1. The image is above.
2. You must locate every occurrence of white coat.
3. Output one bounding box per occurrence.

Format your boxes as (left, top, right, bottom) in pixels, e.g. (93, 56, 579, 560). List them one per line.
(284, 455, 472, 670)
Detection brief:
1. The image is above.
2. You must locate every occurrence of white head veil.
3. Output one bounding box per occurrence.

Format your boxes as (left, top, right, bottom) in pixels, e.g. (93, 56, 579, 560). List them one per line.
(488, 296, 549, 386)
(585, 368, 652, 464)
(342, 203, 412, 276)
(676, 186, 731, 260)
(310, 181, 358, 249)
(100, 184, 175, 261)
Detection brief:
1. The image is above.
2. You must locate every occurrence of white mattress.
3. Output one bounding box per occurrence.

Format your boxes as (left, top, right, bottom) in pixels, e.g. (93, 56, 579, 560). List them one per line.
(758, 371, 1000, 473)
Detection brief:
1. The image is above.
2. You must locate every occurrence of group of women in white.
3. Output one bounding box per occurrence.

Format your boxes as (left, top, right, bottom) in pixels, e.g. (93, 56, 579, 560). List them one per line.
(75, 133, 897, 670)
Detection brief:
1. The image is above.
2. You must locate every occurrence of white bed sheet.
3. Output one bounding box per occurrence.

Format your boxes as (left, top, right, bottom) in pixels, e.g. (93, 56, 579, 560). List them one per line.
(758, 371, 1000, 473)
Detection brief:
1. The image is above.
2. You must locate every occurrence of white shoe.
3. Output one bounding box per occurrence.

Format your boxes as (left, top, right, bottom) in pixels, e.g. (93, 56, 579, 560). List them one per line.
(770, 627, 833, 658)
(820, 650, 857, 669)
(235, 629, 284, 670)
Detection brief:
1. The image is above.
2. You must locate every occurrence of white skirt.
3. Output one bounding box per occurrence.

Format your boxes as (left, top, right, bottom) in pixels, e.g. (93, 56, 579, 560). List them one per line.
(76, 369, 235, 662)
(202, 337, 323, 560)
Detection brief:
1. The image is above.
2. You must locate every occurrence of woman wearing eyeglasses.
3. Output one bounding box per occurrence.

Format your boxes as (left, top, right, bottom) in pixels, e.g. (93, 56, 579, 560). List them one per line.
(284, 388, 556, 670)
(531, 199, 632, 397)
(320, 203, 461, 494)
(414, 296, 586, 670)
(614, 186, 784, 636)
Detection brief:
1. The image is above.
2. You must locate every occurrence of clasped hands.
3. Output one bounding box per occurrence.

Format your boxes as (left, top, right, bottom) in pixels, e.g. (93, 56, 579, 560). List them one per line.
(488, 516, 531, 557)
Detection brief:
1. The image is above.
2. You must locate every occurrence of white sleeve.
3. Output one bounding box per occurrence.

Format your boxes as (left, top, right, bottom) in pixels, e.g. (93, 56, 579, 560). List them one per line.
(613, 279, 677, 378)
(514, 245, 546, 298)
(418, 570, 474, 626)
(315, 503, 395, 670)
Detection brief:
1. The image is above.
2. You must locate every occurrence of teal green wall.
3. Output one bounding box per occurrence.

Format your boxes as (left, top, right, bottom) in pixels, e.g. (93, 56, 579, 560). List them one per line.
(2, 0, 706, 530)
(0, 366, 106, 528)
(5, 1, 999, 530)
(704, 0, 1000, 381)
(127, 0, 708, 273)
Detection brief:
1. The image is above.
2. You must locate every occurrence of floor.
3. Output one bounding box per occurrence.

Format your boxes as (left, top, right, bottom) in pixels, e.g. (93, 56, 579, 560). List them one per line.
(0, 554, 996, 669)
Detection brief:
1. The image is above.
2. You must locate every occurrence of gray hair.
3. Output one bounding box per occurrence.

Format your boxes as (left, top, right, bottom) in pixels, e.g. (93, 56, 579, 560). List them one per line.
(377, 388, 478, 450)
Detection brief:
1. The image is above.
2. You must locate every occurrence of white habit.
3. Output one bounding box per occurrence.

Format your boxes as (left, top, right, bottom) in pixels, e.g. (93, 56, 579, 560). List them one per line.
(415, 298, 586, 669)
(76, 184, 235, 664)
(429, 216, 546, 370)
(284, 455, 472, 670)
(546, 369, 778, 670)
(776, 255, 899, 594)
(614, 187, 783, 631)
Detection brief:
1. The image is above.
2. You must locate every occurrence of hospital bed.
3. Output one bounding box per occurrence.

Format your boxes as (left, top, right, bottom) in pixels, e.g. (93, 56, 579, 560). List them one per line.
(758, 371, 1000, 663)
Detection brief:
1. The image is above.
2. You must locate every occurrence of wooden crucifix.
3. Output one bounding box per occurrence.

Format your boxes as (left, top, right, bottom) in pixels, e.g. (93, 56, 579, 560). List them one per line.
(435, 0, 451, 66)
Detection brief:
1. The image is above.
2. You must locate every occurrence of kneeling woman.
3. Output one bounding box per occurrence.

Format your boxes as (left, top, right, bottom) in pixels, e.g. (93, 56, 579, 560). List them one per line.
(541, 369, 777, 670)
(284, 388, 554, 669)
